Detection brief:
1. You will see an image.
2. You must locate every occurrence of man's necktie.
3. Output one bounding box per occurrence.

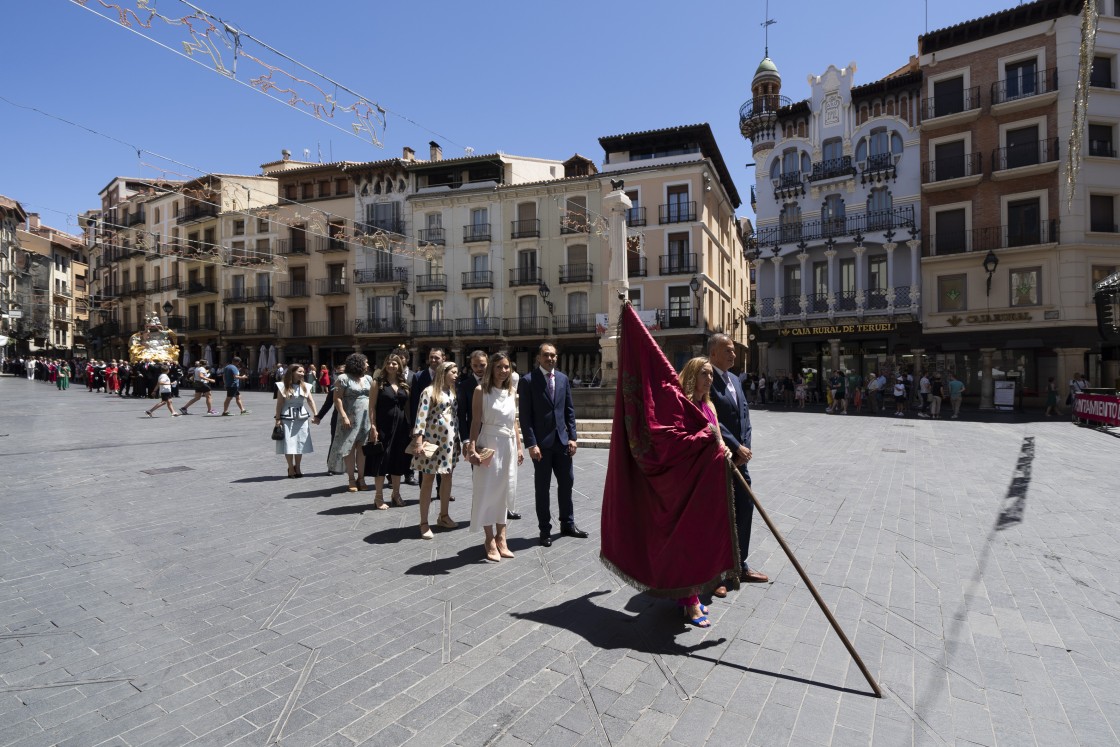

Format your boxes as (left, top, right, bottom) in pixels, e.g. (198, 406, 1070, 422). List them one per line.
(547, 372, 555, 400)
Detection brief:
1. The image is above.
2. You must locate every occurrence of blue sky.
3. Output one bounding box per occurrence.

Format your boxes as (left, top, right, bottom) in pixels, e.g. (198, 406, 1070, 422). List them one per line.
(3, 0, 1021, 234)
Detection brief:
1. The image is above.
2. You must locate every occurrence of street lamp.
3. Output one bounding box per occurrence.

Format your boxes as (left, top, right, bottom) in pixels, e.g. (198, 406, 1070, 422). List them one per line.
(983, 250, 999, 297)
(396, 285, 415, 314)
(162, 301, 173, 317)
(538, 281, 554, 316)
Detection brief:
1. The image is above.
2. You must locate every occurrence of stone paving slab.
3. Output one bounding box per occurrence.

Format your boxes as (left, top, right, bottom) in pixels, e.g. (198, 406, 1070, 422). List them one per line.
(0, 377, 1118, 745)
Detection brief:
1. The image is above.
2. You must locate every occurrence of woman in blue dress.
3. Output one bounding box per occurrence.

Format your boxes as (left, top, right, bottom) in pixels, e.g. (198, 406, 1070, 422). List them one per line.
(274, 364, 319, 478)
(327, 353, 374, 492)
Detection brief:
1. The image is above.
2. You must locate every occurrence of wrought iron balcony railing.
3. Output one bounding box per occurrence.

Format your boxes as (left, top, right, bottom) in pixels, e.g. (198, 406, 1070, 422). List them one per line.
(315, 278, 348, 295)
(659, 253, 697, 275)
(417, 227, 445, 245)
(177, 280, 218, 296)
(354, 267, 408, 285)
(456, 317, 501, 336)
(991, 138, 1059, 172)
(124, 211, 145, 227)
(657, 308, 698, 329)
(311, 234, 349, 253)
(502, 317, 550, 336)
(991, 67, 1057, 105)
(659, 201, 697, 224)
(411, 319, 451, 337)
(922, 219, 1059, 256)
(463, 224, 491, 242)
(628, 256, 647, 278)
(355, 317, 405, 334)
(276, 238, 308, 255)
(555, 315, 595, 334)
(278, 281, 309, 297)
(222, 322, 277, 336)
(175, 205, 219, 225)
(222, 288, 274, 304)
(755, 205, 915, 247)
(809, 156, 855, 182)
(461, 270, 493, 290)
(415, 274, 448, 292)
(860, 152, 896, 183)
(511, 219, 540, 239)
(921, 152, 983, 183)
(921, 85, 981, 121)
(560, 263, 593, 283)
(626, 207, 646, 227)
(509, 266, 542, 287)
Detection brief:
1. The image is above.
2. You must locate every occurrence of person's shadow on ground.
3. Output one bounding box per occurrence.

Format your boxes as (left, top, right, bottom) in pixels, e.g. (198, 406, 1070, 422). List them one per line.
(510, 590, 725, 656)
(363, 521, 471, 547)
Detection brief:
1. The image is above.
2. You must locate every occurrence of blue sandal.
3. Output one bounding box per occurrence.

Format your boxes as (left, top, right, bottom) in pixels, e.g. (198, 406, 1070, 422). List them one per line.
(683, 607, 711, 628)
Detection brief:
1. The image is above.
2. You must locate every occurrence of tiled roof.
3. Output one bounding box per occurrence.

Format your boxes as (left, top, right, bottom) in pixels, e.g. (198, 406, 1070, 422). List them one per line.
(0, 195, 27, 219)
(919, 0, 1081, 55)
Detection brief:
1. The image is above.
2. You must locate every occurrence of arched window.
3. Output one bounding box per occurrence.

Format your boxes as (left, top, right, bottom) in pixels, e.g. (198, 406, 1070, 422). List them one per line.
(782, 148, 799, 175)
(797, 121, 807, 138)
(801, 152, 812, 174)
(866, 188, 892, 229)
(770, 158, 781, 181)
(870, 127, 889, 156)
(856, 138, 868, 164)
(891, 132, 904, 155)
(886, 99, 895, 116)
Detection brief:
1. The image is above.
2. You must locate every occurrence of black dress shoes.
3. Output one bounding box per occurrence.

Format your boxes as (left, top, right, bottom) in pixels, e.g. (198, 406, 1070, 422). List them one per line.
(507, 511, 521, 521)
(560, 524, 589, 539)
(539, 534, 552, 547)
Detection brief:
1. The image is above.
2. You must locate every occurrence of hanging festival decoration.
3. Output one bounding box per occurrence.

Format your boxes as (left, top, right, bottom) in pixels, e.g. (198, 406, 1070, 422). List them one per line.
(1067, 0, 1099, 212)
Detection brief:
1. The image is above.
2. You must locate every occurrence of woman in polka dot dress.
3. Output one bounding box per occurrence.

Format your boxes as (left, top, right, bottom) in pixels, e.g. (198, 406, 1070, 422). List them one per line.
(411, 361, 460, 539)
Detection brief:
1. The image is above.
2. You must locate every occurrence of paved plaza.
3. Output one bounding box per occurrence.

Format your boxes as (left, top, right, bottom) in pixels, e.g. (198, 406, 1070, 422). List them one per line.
(1, 377, 1118, 746)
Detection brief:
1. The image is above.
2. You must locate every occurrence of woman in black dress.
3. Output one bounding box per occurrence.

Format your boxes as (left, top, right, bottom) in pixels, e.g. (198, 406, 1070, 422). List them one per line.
(364, 351, 412, 509)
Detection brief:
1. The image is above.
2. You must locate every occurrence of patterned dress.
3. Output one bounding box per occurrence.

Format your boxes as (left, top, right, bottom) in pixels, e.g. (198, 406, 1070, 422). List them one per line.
(327, 374, 373, 472)
(275, 382, 314, 455)
(411, 388, 459, 475)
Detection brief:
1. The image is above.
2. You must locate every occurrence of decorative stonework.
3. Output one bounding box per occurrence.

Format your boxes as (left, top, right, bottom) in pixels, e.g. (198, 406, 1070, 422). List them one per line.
(823, 93, 842, 126)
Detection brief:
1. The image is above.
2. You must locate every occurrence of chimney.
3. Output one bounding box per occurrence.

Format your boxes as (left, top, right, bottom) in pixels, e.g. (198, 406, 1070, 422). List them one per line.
(429, 141, 442, 161)
(402, 146, 415, 162)
(27, 213, 41, 231)
(281, 148, 291, 161)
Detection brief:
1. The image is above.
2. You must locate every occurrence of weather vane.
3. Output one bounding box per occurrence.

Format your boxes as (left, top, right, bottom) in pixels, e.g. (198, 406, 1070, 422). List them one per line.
(761, 0, 776, 57)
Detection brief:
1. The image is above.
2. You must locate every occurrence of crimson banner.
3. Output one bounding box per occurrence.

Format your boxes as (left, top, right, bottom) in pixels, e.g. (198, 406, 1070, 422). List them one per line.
(1073, 392, 1120, 426)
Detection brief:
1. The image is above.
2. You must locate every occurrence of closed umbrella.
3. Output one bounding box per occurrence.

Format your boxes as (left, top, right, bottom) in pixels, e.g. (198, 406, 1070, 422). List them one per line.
(181, 347, 191, 368)
(203, 344, 214, 366)
(258, 344, 268, 372)
(266, 344, 277, 371)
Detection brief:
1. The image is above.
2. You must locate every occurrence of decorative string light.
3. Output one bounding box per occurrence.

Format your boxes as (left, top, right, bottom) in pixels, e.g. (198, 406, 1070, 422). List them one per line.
(70, 0, 388, 147)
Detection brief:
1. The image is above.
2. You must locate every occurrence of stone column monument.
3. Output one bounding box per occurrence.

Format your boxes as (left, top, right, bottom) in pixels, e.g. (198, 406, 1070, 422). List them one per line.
(598, 183, 632, 388)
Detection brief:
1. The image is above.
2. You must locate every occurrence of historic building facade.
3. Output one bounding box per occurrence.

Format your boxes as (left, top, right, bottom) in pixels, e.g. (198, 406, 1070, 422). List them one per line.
(15, 214, 88, 357)
(742, 56, 923, 386)
(918, 0, 1120, 403)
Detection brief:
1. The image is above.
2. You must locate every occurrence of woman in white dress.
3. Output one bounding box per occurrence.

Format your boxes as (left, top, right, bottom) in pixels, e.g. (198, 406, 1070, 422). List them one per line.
(466, 352, 523, 562)
(274, 364, 319, 478)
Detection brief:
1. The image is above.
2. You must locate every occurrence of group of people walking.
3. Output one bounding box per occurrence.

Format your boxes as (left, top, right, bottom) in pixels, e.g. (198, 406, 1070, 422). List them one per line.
(272, 343, 587, 562)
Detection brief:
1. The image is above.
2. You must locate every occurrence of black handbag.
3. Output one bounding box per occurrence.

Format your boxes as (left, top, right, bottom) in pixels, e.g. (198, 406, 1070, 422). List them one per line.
(271, 423, 285, 441)
(366, 440, 385, 458)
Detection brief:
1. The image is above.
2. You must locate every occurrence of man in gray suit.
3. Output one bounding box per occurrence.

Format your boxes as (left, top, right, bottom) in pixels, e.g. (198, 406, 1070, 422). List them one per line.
(708, 333, 768, 592)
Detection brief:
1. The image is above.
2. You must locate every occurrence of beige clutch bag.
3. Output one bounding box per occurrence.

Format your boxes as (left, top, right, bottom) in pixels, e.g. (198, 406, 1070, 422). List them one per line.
(407, 441, 439, 458)
(476, 448, 496, 466)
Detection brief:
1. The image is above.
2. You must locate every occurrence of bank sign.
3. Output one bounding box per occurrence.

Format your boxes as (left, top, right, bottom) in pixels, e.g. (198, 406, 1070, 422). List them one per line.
(779, 323, 898, 337)
(1073, 393, 1120, 427)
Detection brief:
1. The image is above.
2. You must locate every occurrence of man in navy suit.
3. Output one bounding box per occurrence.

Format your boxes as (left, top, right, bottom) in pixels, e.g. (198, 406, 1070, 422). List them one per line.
(407, 347, 444, 485)
(708, 333, 769, 588)
(518, 342, 583, 546)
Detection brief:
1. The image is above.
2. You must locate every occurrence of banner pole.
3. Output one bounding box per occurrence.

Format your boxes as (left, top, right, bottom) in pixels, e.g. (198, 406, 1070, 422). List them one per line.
(728, 461, 882, 698)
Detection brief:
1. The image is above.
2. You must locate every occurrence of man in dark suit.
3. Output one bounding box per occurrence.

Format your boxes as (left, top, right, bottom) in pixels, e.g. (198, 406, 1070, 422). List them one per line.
(518, 342, 582, 546)
(708, 333, 768, 589)
(406, 347, 444, 485)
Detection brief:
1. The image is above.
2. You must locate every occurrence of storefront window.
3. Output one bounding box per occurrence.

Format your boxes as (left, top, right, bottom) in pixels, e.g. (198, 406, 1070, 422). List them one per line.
(1009, 268, 1040, 307)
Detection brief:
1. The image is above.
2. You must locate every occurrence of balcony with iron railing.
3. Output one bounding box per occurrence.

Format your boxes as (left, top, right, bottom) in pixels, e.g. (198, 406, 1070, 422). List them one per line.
(659, 202, 696, 224)
(739, 94, 795, 141)
(1089, 140, 1117, 158)
(921, 85, 982, 124)
(175, 204, 219, 225)
(287, 320, 348, 338)
(754, 287, 900, 319)
(991, 67, 1057, 109)
(921, 152, 984, 187)
(659, 253, 697, 275)
(464, 224, 491, 242)
(511, 219, 540, 239)
(461, 270, 493, 290)
(355, 316, 405, 334)
(145, 245, 163, 261)
(52, 307, 71, 322)
(276, 238, 308, 255)
(124, 211, 145, 227)
(656, 308, 698, 329)
(222, 288, 274, 304)
(177, 279, 218, 297)
(860, 152, 897, 184)
(991, 138, 1059, 176)
(509, 266, 542, 287)
(311, 234, 349, 253)
(809, 155, 856, 183)
(417, 227, 445, 245)
(411, 319, 452, 337)
(555, 315, 595, 334)
(755, 205, 915, 247)
(560, 213, 590, 234)
(628, 256, 647, 278)
(559, 263, 593, 284)
(278, 281, 309, 297)
(223, 321, 277, 336)
(315, 278, 348, 295)
(415, 274, 448, 292)
(502, 317, 550, 336)
(359, 219, 404, 235)
(626, 207, 646, 227)
(456, 317, 501, 336)
(354, 267, 408, 285)
(54, 285, 73, 299)
(922, 219, 1058, 256)
(181, 317, 219, 332)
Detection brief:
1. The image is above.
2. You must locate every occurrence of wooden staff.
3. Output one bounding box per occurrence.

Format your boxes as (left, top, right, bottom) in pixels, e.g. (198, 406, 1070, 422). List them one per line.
(728, 460, 883, 698)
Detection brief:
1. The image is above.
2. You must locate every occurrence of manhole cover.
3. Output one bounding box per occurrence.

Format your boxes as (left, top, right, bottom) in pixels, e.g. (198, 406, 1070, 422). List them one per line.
(141, 466, 194, 475)
(882, 448, 907, 453)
